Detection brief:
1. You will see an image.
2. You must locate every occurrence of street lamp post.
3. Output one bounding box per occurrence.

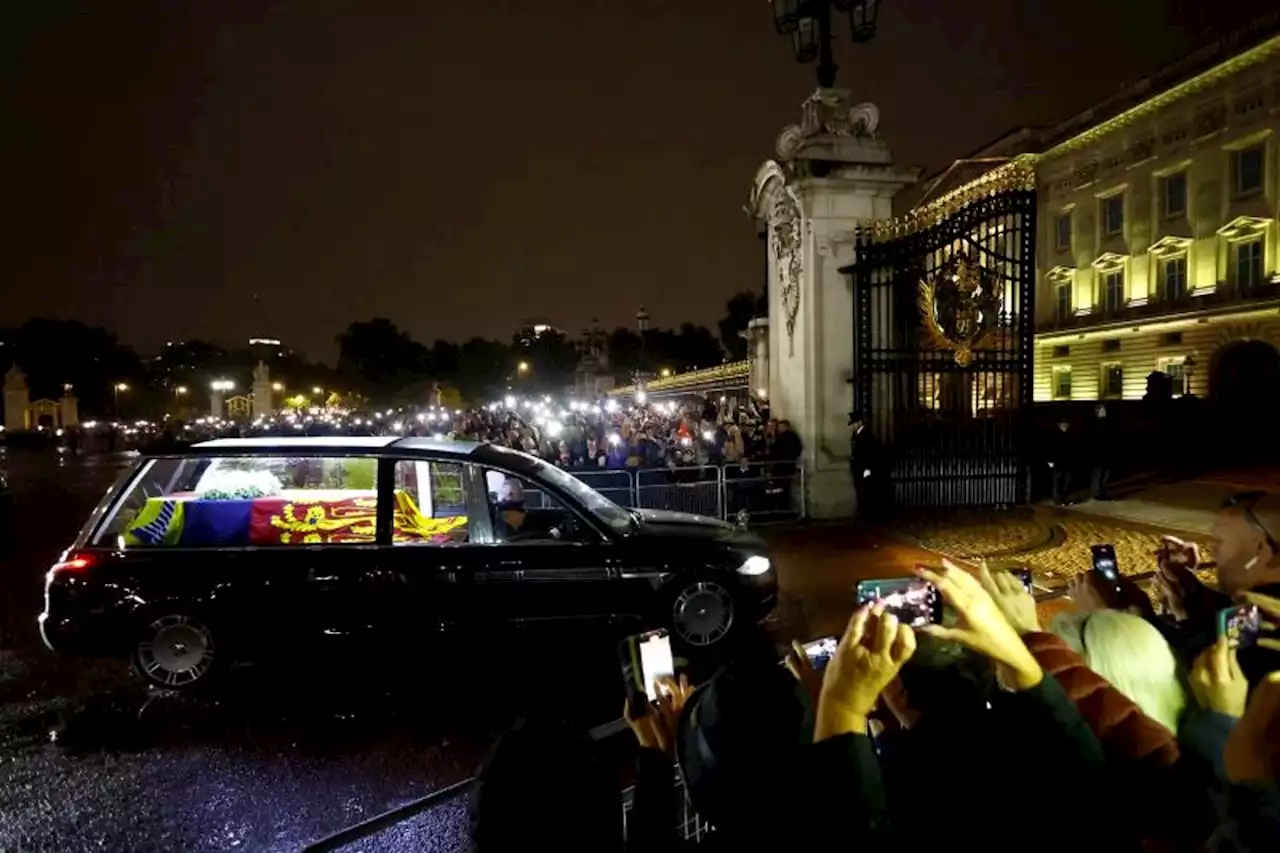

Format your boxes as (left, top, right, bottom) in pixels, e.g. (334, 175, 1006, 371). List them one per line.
(113, 382, 129, 416)
(770, 0, 882, 87)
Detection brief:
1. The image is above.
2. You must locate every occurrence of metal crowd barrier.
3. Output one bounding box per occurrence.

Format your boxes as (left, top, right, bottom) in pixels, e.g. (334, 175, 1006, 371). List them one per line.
(535, 464, 806, 525)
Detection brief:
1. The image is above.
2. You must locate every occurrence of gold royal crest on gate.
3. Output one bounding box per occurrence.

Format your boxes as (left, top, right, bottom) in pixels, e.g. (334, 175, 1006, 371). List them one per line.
(917, 253, 1004, 367)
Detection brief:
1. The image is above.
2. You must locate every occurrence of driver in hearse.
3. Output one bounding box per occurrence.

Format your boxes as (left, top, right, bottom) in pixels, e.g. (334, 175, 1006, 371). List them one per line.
(493, 477, 566, 542)
(493, 478, 544, 542)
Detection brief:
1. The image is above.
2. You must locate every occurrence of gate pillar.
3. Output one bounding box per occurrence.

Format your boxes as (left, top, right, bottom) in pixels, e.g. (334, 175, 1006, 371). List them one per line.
(748, 90, 919, 518)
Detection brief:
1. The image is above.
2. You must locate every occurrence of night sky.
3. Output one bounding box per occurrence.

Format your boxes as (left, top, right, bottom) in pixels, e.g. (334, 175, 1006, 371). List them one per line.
(2, 1, 1272, 362)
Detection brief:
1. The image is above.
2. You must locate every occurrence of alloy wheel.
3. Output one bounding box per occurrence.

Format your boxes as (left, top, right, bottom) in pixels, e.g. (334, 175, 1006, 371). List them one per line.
(136, 614, 216, 688)
(672, 581, 734, 646)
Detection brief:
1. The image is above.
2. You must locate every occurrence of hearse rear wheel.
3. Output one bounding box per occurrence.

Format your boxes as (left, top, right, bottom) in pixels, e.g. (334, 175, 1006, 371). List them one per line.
(668, 578, 737, 647)
(131, 613, 217, 690)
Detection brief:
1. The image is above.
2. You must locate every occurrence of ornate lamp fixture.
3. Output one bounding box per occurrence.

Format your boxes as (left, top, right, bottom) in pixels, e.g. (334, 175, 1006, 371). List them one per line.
(770, 0, 883, 87)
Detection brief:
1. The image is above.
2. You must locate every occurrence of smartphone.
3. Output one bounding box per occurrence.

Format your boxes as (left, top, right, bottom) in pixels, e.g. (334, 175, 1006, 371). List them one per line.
(1090, 544, 1120, 585)
(801, 636, 838, 672)
(855, 576, 942, 628)
(1009, 567, 1034, 593)
(1217, 605, 1261, 650)
(618, 629, 675, 716)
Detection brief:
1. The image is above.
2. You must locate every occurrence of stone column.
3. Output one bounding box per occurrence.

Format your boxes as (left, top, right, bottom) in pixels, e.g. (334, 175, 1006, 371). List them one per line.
(748, 90, 919, 518)
(60, 393, 79, 428)
(251, 362, 272, 421)
(744, 318, 770, 400)
(4, 366, 30, 433)
(210, 390, 225, 419)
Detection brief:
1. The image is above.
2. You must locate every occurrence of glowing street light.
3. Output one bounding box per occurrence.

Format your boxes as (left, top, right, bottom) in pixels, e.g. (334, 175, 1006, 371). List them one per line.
(312, 386, 324, 396)
(112, 382, 129, 415)
(272, 382, 284, 392)
(175, 385, 189, 396)
(114, 382, 129, 392)
(661, 368, 673, 378)
(211, 379, 235, 392)
(517, 362, 530, 374)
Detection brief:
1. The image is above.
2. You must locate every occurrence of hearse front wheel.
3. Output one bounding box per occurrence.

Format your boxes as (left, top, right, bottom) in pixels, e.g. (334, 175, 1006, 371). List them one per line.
(667, 577, 738, 648)
(131, 613, 218, 690)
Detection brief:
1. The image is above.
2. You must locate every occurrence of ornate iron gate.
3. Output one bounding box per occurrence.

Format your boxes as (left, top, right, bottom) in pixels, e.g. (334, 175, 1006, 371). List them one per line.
(847, 165, 1036, 509)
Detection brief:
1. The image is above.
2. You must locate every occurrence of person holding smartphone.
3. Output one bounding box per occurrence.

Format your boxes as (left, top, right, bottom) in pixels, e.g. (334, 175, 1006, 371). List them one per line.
(911, 561, 1127, 853)
(1152, 493, 1280, 686)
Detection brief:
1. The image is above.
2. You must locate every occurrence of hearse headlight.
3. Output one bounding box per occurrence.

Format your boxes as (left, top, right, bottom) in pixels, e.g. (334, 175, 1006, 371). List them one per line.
(737, 555, 772, 576)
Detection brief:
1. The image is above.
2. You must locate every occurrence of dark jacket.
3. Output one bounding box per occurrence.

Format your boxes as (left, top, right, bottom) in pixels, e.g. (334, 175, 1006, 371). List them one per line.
(881, 672, 1119, 853)
(1180, 708, 1280, 853)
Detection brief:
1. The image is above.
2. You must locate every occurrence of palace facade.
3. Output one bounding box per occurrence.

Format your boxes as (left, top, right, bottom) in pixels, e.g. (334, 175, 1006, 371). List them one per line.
(908, 19, 1280, 404)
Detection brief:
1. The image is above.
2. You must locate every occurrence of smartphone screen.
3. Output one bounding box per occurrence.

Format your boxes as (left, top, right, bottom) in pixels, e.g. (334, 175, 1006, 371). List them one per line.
(855, 576, 941, 628)
(802, 636, 838, 672)
(1009, 567, 1034, 593)
(637, 631, 674, 700)
(618, 629, 674, 715)
(1090, 544, 1119, 584)
(1218, 605, 1261, 650)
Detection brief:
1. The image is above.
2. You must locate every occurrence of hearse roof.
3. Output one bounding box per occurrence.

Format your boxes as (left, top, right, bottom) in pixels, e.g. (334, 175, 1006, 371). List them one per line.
(189, 436, 485, 457)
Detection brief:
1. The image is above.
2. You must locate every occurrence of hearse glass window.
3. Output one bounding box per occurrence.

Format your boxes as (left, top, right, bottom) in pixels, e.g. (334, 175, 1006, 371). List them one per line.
(390, 460, 471, 545)
(95, 456, 380, 547)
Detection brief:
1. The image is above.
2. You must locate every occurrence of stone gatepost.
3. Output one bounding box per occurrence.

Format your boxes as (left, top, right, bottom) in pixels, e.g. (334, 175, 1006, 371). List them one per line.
(210, 389, 225, 419)
(252, 362, 273, 421)
(60, 392, 79, 428)
(4, 366, 30, 433)
(748, 89, 919, 518)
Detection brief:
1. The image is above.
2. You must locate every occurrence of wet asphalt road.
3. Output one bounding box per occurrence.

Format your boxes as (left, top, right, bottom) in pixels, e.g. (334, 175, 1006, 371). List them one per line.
(0, 449, 638, 852)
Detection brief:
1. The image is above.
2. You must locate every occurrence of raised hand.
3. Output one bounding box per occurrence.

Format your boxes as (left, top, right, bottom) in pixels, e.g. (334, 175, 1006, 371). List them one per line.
(783, 639, 824, 710)
(816, 604, 916, 740)
(1224, 671, 1280, 783)
(983, 564, 1041, 634)
(624, 674, 694, 757)
(1188, 635, 1249, 718)
(916, 559, 1043, 691)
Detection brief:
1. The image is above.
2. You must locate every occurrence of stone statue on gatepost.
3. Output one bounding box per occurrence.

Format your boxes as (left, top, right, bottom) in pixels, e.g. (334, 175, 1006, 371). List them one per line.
(746, 87, 919, 518)
(252, 362, 272, 421)
(4, 366, 30, 433)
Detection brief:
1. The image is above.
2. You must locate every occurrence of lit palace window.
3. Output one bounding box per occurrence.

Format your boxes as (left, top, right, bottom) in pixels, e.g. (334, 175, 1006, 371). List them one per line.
(1231, 145, 1265, 197)
(1100, 362, 1124, 399)
(1160, 256, 1187, 300)
(1100, 269, 1125, 313)
(1234, 239, 1264, 291)
(1101, 195, 1124, 237)
(1160, 172, 1187, 219)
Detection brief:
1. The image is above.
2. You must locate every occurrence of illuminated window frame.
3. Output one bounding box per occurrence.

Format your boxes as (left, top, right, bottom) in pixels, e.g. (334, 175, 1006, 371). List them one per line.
(1099, 361, 1124, 399)
(1051, 365, 1072, 401)
(1091, 253, 1129, 315)
(1156, 356, 1188, 397)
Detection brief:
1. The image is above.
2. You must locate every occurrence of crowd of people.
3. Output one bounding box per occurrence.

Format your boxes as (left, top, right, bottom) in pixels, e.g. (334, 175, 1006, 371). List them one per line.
(465, 492, 1280, 852)
(80, 394, 804, 478)
(450, 396, 801, 473)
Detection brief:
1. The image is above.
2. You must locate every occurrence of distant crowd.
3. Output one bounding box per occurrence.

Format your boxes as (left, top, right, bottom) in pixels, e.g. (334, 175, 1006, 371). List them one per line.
(452, 397, 803, 473)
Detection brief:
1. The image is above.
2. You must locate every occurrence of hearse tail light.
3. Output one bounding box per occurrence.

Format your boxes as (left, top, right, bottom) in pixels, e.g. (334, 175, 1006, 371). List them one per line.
(49, 552, 94, 576)
(737, 556, 772, 576)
